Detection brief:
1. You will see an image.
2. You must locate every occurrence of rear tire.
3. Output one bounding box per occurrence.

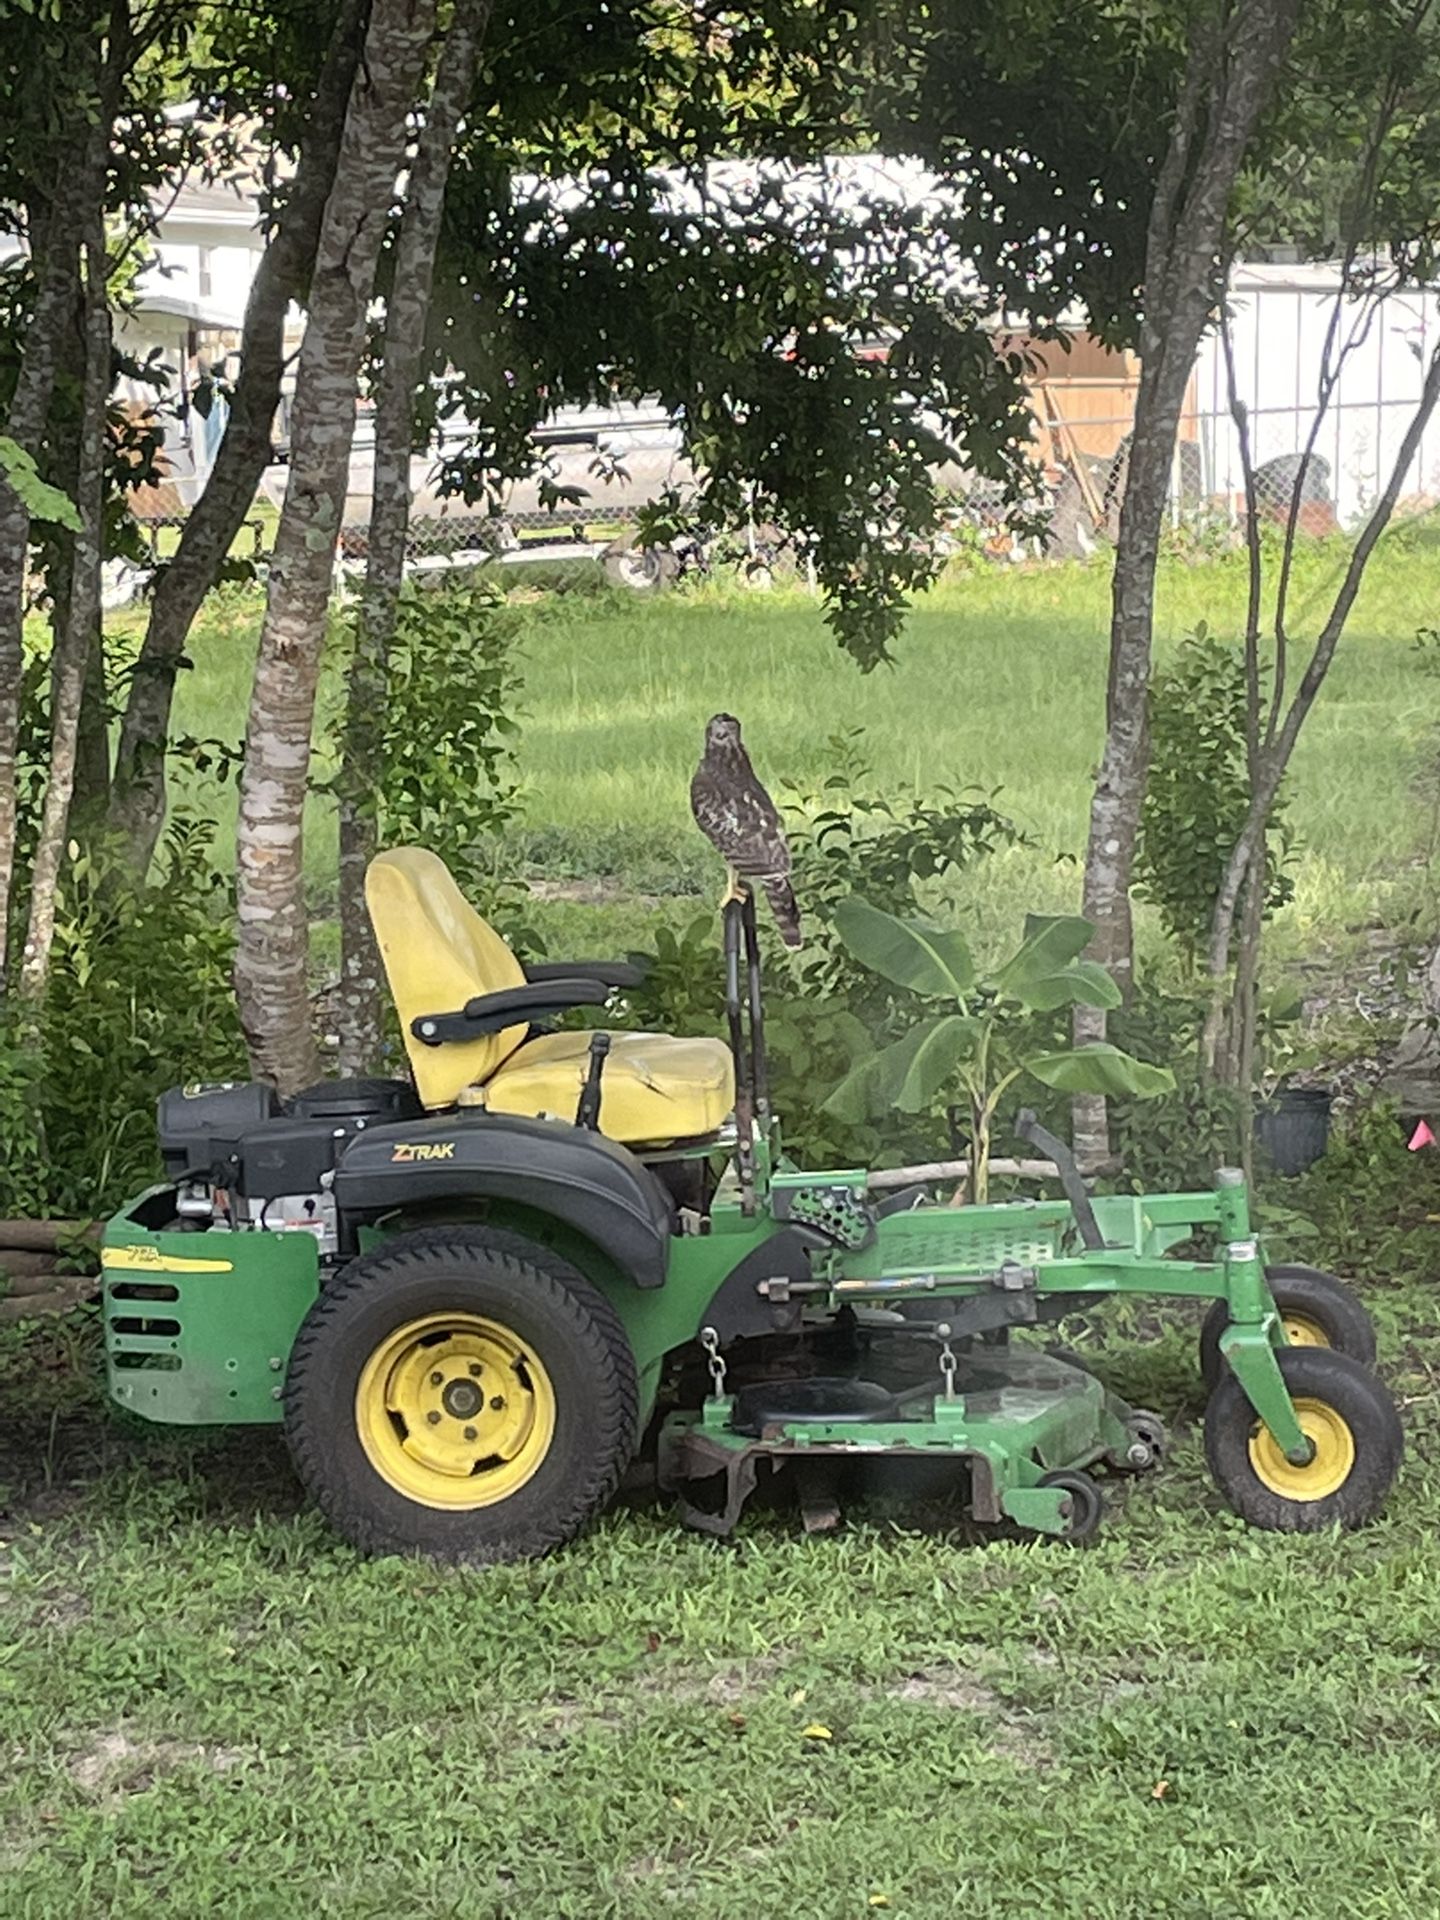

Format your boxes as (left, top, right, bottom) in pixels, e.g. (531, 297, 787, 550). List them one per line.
(285, 1227, 639, 1564)
(1200, 1264, 1376, 1391)
(1204, 1345, 1402, 1532)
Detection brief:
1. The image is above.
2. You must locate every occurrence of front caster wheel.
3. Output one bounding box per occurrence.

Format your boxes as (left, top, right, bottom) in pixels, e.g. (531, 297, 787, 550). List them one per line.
(1038, 1469, 1105, 1544)
(1200, 1264, 1377, 1391)
(1204, 1346, 1402, 1532)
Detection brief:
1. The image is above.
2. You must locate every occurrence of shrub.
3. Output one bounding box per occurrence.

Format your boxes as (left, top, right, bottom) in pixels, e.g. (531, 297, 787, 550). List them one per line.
(1135, 624, 1295, 962)
(618, 734, 1027, 1165)
(328, 578, 532, 938)
(0, 817, 246, 1218)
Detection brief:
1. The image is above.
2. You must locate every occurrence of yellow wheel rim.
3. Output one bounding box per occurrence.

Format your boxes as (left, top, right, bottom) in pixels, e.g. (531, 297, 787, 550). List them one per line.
(1281, 1311, 1331, 1349)
(1247, 1396, 1356, 1501)
(356, 1312, 556, 1510)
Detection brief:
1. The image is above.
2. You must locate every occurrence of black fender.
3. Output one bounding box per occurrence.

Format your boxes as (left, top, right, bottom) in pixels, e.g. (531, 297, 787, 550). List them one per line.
(332, 1112, 675, 1288)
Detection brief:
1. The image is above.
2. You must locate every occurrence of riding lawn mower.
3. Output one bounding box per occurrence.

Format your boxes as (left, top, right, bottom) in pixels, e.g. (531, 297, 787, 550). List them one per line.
(100, 846, 1403, 1561)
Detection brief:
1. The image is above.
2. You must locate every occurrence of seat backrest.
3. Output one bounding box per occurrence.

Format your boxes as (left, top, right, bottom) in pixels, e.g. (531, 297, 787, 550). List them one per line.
(366, 847, 529, 1108)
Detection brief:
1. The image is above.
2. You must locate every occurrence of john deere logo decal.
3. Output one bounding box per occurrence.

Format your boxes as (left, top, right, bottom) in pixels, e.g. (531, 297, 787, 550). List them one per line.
(390, 1141, 456, 1163)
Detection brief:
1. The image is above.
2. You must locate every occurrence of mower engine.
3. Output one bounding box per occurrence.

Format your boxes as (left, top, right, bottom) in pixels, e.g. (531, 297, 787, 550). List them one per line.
(157, 1078, 422, 1256)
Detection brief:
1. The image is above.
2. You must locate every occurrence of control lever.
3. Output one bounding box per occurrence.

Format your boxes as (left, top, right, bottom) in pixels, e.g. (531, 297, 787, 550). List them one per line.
(1013, 1109, 1105, 1251)
(575, 1032, 611, 1131)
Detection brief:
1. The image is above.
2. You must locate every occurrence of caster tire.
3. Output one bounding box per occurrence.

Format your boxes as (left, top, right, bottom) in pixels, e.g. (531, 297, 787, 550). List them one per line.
(1204, 1345, 1402, 1533)
(1038, 1469, 1105, 1544)
(1200, 1264, 1377, 1391)
(285, 1226, 639, 1564)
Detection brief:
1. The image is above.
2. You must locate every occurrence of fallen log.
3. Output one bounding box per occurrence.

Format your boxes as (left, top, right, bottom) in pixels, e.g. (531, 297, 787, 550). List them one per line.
(0, 1219, 100, 1253)
(866, 1158, 1060, 1190)
(0, 1251, 60, 1282)
(0, 1263, 62, 1295)
(0, 1276, 97, 1322)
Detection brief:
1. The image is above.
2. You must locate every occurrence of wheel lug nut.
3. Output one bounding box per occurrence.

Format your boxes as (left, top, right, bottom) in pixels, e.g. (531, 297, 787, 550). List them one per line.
(468, 1363, 483, 1378)
(490, 1395, 505, 1411)
(430, 1371, 443, 1386)
(426, 1411, 441, 1426)
(463, 1425, 477, 1441)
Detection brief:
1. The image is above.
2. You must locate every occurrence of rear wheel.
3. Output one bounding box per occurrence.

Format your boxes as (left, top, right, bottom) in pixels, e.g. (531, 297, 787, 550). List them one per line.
(285, 1227, 639, 1563)
(1200, 1264, 1376, 1391)
(1204, 1345, 1402, 1532)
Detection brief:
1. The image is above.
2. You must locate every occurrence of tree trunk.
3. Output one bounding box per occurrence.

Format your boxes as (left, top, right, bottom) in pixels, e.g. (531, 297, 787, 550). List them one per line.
(44, 372, 111, 836)
(234, 0, 438, 1094)
(336, 0, 492, 1077)
(1073, 0, 1298, 1164)
(0, 183, 84, 988)
(17, 187, 111, 1002)
(105, 0, 368, 875)
(1201, 336, 1440, 1068)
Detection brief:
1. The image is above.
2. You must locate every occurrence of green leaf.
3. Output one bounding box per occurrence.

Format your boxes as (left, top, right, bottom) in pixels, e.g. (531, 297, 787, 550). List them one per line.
(1021, 958, 1122, 1012)
(992, 915, 1096, 1004)
(824, 1014, 979, 1120)
(1024, 1043, 1175, 1099)
(831, 897, 974, 1000)
(0, 436, 81, 530)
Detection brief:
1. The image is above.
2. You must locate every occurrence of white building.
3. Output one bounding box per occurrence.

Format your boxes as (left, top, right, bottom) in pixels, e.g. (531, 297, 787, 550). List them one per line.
(115, 177, 266, 511)
(1190, 261, 1440, 529)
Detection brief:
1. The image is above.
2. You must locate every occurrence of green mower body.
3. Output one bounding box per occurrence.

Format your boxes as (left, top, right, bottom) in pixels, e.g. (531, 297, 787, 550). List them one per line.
(101, 1105, 1397, 1556)
(99, 879, 1403, 1561)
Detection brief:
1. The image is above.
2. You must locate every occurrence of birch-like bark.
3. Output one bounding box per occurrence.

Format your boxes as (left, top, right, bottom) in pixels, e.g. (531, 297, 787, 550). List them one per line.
(0, 183, 83, 988)
(233, 0, 438, 1093)
(335, 0, 492, 1076)
(17, 186, 112, 1001)
(1073, 0, 1298, 1164)
(105, 0, 367, 873)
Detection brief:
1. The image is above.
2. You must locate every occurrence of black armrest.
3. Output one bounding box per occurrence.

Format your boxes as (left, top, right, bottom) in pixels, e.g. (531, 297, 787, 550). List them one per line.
(523, 959, 648, 990)
(412, 978, 609, 1046)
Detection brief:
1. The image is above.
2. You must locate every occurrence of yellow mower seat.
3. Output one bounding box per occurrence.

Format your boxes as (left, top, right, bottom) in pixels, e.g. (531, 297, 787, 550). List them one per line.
(462, 1029, 735, 1141)
(366, 847, 735, 1146)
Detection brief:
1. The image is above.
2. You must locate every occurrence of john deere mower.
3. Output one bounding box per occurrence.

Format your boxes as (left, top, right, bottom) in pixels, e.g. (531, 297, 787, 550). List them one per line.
(101, 847, 1403, 1561)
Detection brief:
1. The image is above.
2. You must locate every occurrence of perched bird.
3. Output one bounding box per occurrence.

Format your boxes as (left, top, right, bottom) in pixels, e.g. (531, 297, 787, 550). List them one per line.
(690, 713, 803, 947)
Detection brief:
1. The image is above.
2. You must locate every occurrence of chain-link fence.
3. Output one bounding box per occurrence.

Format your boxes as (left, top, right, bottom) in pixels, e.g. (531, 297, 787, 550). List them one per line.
(128, 268, 1440, 582)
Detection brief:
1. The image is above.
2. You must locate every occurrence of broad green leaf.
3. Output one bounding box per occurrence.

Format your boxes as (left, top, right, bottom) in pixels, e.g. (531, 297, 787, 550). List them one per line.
(0, 435, 81, 530)
(824, 1014, 978, 1120)
(993, 915, 1095, 1004)
(1021, 958, 1122, 1012)
(832, 897, 974, 1000)
(1024, 1042, 1175, 1099)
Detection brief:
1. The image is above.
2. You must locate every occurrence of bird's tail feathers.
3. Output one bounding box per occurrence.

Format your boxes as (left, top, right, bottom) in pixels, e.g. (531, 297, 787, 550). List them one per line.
(762, 874, 803, 948)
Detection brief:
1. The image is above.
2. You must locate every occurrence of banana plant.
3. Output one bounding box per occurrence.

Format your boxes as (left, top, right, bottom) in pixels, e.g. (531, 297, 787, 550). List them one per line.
(824, 899, 1174, 1200)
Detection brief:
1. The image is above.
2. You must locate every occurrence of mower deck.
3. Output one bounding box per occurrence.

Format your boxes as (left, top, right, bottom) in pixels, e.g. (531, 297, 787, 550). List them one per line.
(659, 1343, 1147, 1541)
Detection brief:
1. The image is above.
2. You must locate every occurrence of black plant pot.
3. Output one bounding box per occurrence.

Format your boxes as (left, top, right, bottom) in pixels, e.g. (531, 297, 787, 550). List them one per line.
(1254, 1086, 1332, 1177)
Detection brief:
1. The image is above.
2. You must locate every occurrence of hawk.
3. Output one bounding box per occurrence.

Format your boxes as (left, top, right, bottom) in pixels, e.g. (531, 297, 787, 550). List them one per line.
(690, 713, 802, 947)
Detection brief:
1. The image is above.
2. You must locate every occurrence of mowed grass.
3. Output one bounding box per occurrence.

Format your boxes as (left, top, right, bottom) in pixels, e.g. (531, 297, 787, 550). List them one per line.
(6, 1256, 1440, 1917)
(10, 542, 1440, 1910)
(135, 530, 1440, 968)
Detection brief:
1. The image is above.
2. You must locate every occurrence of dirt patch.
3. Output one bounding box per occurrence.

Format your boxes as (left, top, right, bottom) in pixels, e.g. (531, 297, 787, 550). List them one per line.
(68, 1730, 242, 1800)
(885, 1666, 1055, 1769)
(891, 1670, 1005, 1713)
(23, 1589, 91, 1631)
(670, 1654, 790, 1706)
(536, 1653, 791, 1739)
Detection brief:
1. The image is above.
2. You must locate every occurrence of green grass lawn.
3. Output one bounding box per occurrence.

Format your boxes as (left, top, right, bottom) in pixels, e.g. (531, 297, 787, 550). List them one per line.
(9, 542, 1440, 1910)
(6, 1245, 1440, 1916)
(135, 532, 1440, 972)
